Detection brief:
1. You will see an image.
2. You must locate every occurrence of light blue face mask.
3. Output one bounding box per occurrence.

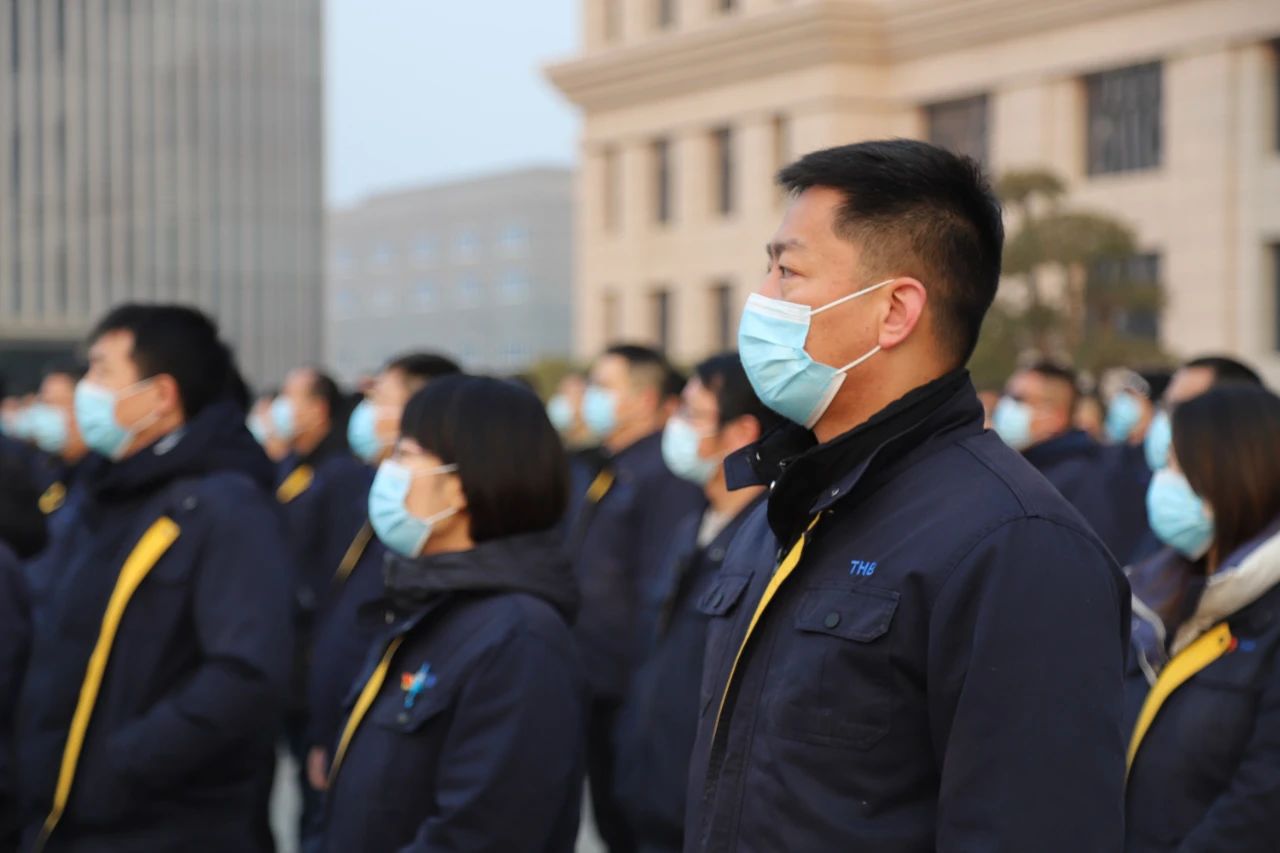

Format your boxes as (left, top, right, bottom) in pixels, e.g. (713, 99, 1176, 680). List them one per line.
(368, 459, 460, 558)
(270, 397, 297, 442)
(581, 386, 618, 439)
(738, 279, 895, 429)
(992, 397, 1034, 451)
(1105, 392, 1143, 444)
(2, 408, 33, 440)
(347, 399, 384, 464)
(1144, 410, 1172, 471)
(1147, 468, 1214, 559)
(547, 394, 574, 433)
(661, 416, 720, 486)
(247, 413, 271, 447)
(26, 404, 69, 455)
(74, 379, 157, 460)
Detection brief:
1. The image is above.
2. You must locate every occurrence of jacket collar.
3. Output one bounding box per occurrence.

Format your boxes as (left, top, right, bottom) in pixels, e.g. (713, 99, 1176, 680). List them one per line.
(1022, 429, 1099, 469)
(1171, 520, 1280, 654)
(727, 369, 982, 544)
(300, 426, 349, 469)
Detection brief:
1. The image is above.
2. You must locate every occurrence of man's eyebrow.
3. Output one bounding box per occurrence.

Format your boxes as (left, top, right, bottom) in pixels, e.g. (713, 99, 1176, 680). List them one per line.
(766, 239, 803, 260)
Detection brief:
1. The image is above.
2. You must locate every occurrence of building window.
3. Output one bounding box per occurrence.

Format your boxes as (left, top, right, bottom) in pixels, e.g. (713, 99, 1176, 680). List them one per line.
(604, 0, 622, 42)
(712, 127, 735, 216)
(371, 243, 395, 269)
(604, 290, 620, 343)
(498, 223, 530, 256)
(1086, 62, 1162, 175)
(652, 138, 673, 225)
(711, 281, 734, 350)
(1087, 253, 1161, 340)
(656, 0, 676, 29)
(454, 230, 482, 262)
(412, 280, 436, 312)
(368, 286, 397, 316)
(603, 146, 621, 233)
(499, 270, 531, 304)
(458, 275, 483, 307)
(413, 236, 438, 266)
(926, 94, 989, 167)
(652, 288, 672, 353)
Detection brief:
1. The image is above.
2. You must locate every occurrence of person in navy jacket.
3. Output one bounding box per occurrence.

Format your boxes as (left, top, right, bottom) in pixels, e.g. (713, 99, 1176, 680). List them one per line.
(568, 344, 703, 853)
(1125, 384, 1280, 852)
(686, 141, 1129, 853)
(321, 374, 585, 853)
(304, 352, 460, 797)
(14, 304, 292, 853)
(614, 352, 779, 853)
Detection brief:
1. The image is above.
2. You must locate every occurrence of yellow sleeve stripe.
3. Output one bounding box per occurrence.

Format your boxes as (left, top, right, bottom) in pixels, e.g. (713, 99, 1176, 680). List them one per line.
(35, 517, 181, 851)
(328, 635, 405, 787)
(586, 469, 615, 505)
(334, 522, 374, 585)
(1127, 621, 1234, 773)
(39, 482, 67, 515)
(713, 513, 823, 739)
(276, 465, 315, 503)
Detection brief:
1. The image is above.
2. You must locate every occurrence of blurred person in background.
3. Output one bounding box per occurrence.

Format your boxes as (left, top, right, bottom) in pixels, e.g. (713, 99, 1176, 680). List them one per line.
(14, 304, 292, 852)
(321, 375, 585, 853)
(305, 352, 459, 808)
(613, 352, 779, 853)
(1074, 391, 1106, 441)
(1125, 384, 1280, 852)
(548, 371, 593, 450)
(21, 366, 92, 551)
(1143, 355, 1264, 473)
(976, 387, 1000, 430)
(248, 391, 289, 463)
(569, 344, 703, 853)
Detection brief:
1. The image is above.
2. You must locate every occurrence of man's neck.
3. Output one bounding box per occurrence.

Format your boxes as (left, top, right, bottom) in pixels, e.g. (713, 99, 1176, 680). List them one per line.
(706, 472, 763, 519)
(814, 361, 946, 444)
(293, 423, 330, 458)
(604, 416, 661, 455)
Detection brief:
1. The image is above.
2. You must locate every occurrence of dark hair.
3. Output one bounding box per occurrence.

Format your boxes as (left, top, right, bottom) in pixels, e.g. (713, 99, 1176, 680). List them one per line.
(694, 352, 783, 433)
(1137, 369, 1173, 403)
(303, 368, 346, 424)
(1027, 360, 1080, 413)
(1173, 385, 1280, 571)
(1184, 355, 1264, 388)
(604, 343, 671, 395)
(90, 303, 238, 419)
(777, 139, 1004, 365)
(400, 375, 568, 543)
(385, 352, 462, 389)
(662, 365, 687, 402)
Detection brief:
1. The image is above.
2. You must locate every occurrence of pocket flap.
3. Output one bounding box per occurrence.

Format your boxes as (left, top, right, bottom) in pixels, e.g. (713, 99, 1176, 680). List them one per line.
(794, 587, 899, 642)
(696, 574, 752, 617)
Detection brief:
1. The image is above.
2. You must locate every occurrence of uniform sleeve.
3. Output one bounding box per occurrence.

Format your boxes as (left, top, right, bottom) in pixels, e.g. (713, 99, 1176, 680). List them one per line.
(1176, 655, 1280, 852)
(403, 631, 585, 853)
(928, 517, 1129, 853)
(106, 484, 294, 788)
(0, 546, 30, 845)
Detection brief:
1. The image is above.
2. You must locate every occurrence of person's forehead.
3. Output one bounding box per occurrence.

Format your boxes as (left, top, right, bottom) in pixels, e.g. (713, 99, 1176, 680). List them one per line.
(284, 368, 316, 395)
(685, 378, 718, 412)
(775, 187, 845, 244)
(90, 329, 133, 359)
(592, 354, 627, 384)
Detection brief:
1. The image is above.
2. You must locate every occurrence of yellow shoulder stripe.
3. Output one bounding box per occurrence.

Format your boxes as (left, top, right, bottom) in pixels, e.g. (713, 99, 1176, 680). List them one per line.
(276, 465, 315, 503)
(334, 522, 374, 585)
(36, 516, 181, 851)
(586, 469, 615, 504)
(1127, 622, 1234, 773)
(39, 482, 67, 515)
(328, 635, 405, 787)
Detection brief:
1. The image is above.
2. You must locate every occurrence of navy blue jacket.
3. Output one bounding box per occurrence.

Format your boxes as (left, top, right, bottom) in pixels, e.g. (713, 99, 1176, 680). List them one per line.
(1023, 430, 1153, 564)
(1125, 521, 1280, 852)
(0, 543, 28, 851)
(615, 497, 761, 851)
(322, 530, 587, 853)
(306, 520, 388, 755)
(15, 402, 293, 852)
(685, 372, 1130, 853)
(569, 431, 704, 699)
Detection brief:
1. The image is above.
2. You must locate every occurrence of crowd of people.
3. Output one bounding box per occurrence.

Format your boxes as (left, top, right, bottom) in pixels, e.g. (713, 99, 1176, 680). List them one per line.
(0, 138, 1277, 853)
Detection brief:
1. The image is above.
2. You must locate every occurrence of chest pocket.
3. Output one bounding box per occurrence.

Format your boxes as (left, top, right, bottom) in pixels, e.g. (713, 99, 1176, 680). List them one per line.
(696, 574, 753, 716)
(767, 585, 899, 749)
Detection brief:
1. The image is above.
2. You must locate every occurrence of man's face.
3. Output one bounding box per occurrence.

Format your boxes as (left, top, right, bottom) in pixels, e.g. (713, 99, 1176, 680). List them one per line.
(589, 354, 656, 434)
(370, 368, 417, 449)
(1164, 366, 1216, 409)
(761, 187, 883, 372)
(85, 330, 165, 431)
(680, 378, 723, 462)
(281, 368, 328, 437)
(1006, 370, 1072, 444)
(39, 373, 85, 455)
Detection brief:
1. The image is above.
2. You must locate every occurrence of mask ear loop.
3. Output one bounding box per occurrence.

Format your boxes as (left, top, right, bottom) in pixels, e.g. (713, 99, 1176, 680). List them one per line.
(808, 277, 897, 316)
(836, 346, 882, 374)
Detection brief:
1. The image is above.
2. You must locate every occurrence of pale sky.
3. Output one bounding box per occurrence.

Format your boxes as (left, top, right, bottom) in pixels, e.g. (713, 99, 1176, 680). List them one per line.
(324, 0, 580, 207)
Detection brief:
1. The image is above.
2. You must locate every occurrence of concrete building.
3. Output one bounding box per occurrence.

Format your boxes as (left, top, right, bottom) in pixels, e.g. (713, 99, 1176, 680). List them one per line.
(548, 0, 1280, 385)
(326, 167, 574, 379)
(0, 0, 324, 390)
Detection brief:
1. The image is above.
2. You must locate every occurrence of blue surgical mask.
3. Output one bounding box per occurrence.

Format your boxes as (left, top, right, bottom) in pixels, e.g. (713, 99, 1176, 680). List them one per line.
(738, 279, 894, 429)
(26, 404, 69, 455)
(661, 417, 720, 486)
(1147, 468, 1214, 559)
(347, 399, 383, 464)
(247, 413, 271, 447)
(2, 408, 33, 440)
(1104, 392, 1143, 444)
(270, 397, 297, 441)
(74, 379, 157, 460)
(1144, 410, 1172, 471)
(547, 394, 574, 433)
(992, 397, 1033, 451)
(368, 459, 460, 557)
(581, 386, 618, 439)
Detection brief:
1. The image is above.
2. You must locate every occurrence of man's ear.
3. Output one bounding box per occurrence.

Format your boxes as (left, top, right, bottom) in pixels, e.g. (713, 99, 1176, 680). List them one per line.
(877, 278, 927, 351)
(153, 374, 184, 420)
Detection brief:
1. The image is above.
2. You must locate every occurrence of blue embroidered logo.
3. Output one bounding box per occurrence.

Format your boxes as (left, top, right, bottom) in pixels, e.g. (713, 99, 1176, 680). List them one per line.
(850, 560, 878, 577)
(400, 663, 438, 709)
(1237, 639, 1257, 653)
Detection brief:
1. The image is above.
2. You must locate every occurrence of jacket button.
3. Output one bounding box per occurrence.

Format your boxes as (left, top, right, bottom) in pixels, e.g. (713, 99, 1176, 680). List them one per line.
(397, 712, 410, 725)
(384, 611, 395, 624)
(824, 612, 841, 629)
(830, 488, 840, 497)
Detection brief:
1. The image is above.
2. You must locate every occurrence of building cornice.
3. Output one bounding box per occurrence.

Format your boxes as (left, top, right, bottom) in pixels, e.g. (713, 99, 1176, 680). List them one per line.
(546, 0, 1180, 111)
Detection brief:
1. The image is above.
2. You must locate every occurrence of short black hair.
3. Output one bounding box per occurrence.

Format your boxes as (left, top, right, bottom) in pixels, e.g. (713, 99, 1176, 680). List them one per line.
(1185, 355, 1263, 388)
(1026, 360, 1080, 412)
(604, 344, 671, 394)
(662, 365, 687, 402)
(1137, 369, 1173, 403)
(400, 375, 567, 543)
(694, 352, 784, 433)
(385, 352, 462, 390)
(304, 368, 347, 425)
(90, 303, 238, 419)
(777, 139, 1004, 365)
